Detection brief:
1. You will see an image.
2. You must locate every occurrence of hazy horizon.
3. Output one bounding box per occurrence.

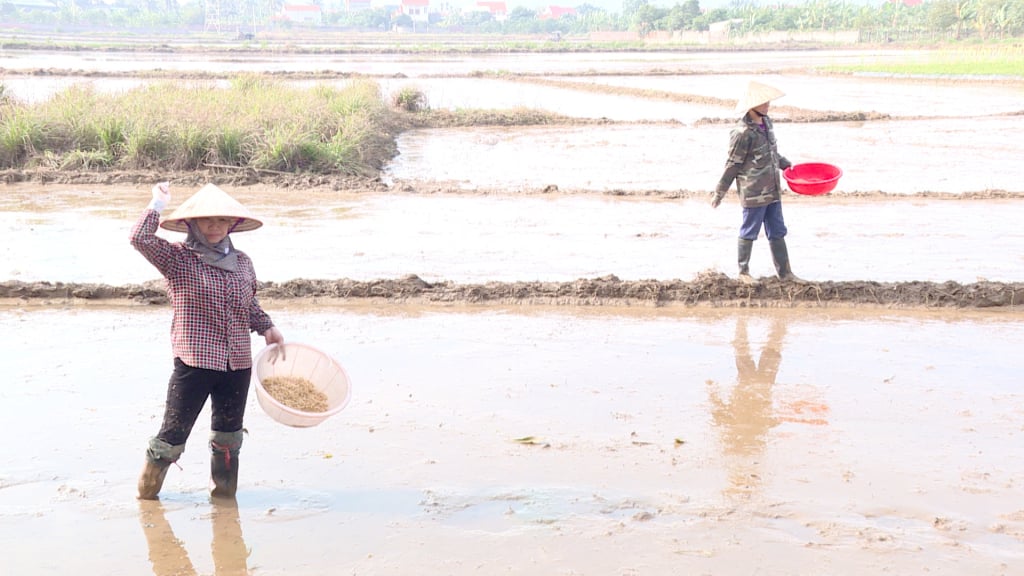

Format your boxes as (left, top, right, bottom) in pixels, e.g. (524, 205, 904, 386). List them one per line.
(471, 0, 889, 14)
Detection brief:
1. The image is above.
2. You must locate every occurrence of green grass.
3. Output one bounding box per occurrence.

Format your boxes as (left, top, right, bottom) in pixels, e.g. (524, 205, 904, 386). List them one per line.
(0, 75, 395, 174)
(824, 47, 1024, 77)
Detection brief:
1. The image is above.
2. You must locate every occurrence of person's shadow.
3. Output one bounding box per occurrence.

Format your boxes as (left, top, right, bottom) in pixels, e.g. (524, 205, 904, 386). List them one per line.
(138, 499, 250, 576)
(707, 316, 786, 499)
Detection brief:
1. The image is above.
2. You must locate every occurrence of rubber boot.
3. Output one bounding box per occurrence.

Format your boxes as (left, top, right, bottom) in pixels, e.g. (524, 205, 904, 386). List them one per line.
(210, 430, 243, 500)
(769, 237, 805, 283)
(737, 238, 757, 284)
(138, 459, 172, 500)
(138, 437, 184, 500)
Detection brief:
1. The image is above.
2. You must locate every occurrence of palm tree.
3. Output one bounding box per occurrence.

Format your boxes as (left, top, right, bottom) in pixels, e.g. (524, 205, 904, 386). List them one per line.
(955, 0, 977, 38)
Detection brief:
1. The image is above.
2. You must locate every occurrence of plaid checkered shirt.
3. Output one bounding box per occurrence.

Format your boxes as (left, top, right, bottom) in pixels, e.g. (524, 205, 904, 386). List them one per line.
(130, 209, 274, 371)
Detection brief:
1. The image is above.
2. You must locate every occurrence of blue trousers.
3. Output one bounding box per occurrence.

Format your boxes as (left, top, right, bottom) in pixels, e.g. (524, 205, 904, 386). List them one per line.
(740, 201, 787, 241)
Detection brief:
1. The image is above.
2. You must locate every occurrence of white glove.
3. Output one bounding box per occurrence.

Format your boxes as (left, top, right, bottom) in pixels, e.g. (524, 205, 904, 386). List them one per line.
(147, 182, 171, 213)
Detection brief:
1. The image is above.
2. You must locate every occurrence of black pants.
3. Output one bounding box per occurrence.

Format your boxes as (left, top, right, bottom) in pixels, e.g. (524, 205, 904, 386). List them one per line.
(157, 358, 251, 446)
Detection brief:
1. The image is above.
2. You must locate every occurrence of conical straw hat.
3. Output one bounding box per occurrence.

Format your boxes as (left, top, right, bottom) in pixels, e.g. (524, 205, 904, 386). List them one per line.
(735, 81, 785, 113)
(160, 183, 263, 233)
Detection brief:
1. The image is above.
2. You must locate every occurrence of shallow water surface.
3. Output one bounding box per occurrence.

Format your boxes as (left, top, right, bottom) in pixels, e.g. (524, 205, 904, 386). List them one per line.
(1, 185, 1022, 284)
(384, 115, 1024, 194)
(0, 48, 930, 77)
(2, 50, 1019, 199)
(556, 72, 1024, 118)
(1, 305, 1022, 575)
(1, 47, 1022, 576)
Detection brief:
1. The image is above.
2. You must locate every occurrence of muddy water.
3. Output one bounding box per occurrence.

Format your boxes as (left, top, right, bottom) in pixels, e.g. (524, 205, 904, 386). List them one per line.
(2, 184, 1022, 284)
(2, 305, 1023, 575)
(1, 47, 1023, 576)
(550, 73, 1024, 118)
(3, 52, 1020, 197)
(383, 116, 1023, 194)
(12, 69, 1022, 121)
(0, 48, 933, 76)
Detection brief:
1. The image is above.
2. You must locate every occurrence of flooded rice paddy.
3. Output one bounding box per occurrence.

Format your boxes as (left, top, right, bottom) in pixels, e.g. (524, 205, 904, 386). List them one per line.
(382, 116, 1022, 193)
(0, 47, 945, 76)
(2, 185, 1023, 285)
(1, 45, 1022, 575)
(3, 306, 1023, 575)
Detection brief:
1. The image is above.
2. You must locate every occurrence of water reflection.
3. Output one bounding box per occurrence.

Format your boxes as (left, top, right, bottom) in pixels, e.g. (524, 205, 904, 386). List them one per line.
(707, 317, 786, 498)
(708, 317, 832, 499)
(139, 500, 249, 576)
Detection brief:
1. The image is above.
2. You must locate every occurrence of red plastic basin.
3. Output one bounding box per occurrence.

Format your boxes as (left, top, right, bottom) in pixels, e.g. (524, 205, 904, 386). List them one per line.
(783, 162, 842, 196)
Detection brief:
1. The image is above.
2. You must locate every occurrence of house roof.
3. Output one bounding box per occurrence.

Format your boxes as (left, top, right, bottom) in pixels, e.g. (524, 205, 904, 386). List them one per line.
(544, 6, 576, 18)
(401, 0, 429, 6)
(283, 4, 323, 11)
(7, 0, 59, 8)
(477, 1, 507, 12)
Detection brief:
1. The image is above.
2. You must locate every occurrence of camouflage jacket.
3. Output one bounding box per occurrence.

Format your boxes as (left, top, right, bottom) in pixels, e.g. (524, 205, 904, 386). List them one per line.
(713, 115, 792, 208)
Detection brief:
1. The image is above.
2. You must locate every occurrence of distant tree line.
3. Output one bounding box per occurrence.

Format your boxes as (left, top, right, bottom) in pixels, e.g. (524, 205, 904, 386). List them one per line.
(2, 0, 1022, 40)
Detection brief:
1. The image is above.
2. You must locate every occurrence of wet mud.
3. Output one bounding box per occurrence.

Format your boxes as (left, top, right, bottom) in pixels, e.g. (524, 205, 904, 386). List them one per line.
(4, 301, 1023, 576)
(3, 273, 1021, 309)
(0, 54, 1018, 309)
(3, 45, 1023, 576)
(2, 167, 1021, 200)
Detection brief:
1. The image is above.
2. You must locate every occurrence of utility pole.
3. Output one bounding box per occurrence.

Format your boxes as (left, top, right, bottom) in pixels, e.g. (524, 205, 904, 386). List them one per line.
(205, 0, 223, 32)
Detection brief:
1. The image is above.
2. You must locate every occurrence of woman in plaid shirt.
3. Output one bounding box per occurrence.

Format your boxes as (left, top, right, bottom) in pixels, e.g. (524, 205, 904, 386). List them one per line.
(131, 182, 285, 500)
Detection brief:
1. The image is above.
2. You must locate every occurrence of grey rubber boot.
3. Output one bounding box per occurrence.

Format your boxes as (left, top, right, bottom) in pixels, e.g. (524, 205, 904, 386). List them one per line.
(137, 438, 184, 500)
(769, 237, 805, 282)
(737, 238, 756, 284)
(210, 430, 244, 500)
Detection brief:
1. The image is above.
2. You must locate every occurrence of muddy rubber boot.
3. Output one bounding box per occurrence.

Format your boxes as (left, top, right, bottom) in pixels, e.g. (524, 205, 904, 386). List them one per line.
(210, 430, 243, 500)
(769, 237, 805, 283)
(137, 438, 184, 500)
(737, 238, 757, 284)
(138, 458, 172, 500)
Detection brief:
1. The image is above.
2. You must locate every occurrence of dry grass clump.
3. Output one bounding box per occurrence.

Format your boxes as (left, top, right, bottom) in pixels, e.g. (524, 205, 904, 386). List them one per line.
(261, 375, 330, 413)
(391, 86, 427, 112)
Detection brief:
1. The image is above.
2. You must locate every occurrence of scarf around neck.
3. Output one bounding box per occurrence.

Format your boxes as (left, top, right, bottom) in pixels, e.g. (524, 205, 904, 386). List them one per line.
(184, 221, 239, 272)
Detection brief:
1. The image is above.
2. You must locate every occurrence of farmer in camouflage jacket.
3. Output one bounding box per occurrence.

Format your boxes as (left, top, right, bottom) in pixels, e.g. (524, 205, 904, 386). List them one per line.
(712, 81, 803, 284)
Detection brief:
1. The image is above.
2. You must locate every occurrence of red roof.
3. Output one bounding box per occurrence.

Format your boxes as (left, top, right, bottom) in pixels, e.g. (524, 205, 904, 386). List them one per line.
(402, 0, 429, 6)
(544, 6, 576, 18)
(477, 1, 507, 12)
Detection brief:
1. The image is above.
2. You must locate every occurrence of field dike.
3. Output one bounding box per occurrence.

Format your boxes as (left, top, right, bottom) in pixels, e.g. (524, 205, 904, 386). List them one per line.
(2, 274, 1020, 309)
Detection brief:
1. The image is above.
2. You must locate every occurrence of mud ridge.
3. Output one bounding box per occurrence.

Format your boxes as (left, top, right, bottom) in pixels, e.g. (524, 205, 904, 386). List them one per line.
(3, 169, 1022, 199)
(6, 66, 1022, 87)
(2, 274, 1020, 309)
